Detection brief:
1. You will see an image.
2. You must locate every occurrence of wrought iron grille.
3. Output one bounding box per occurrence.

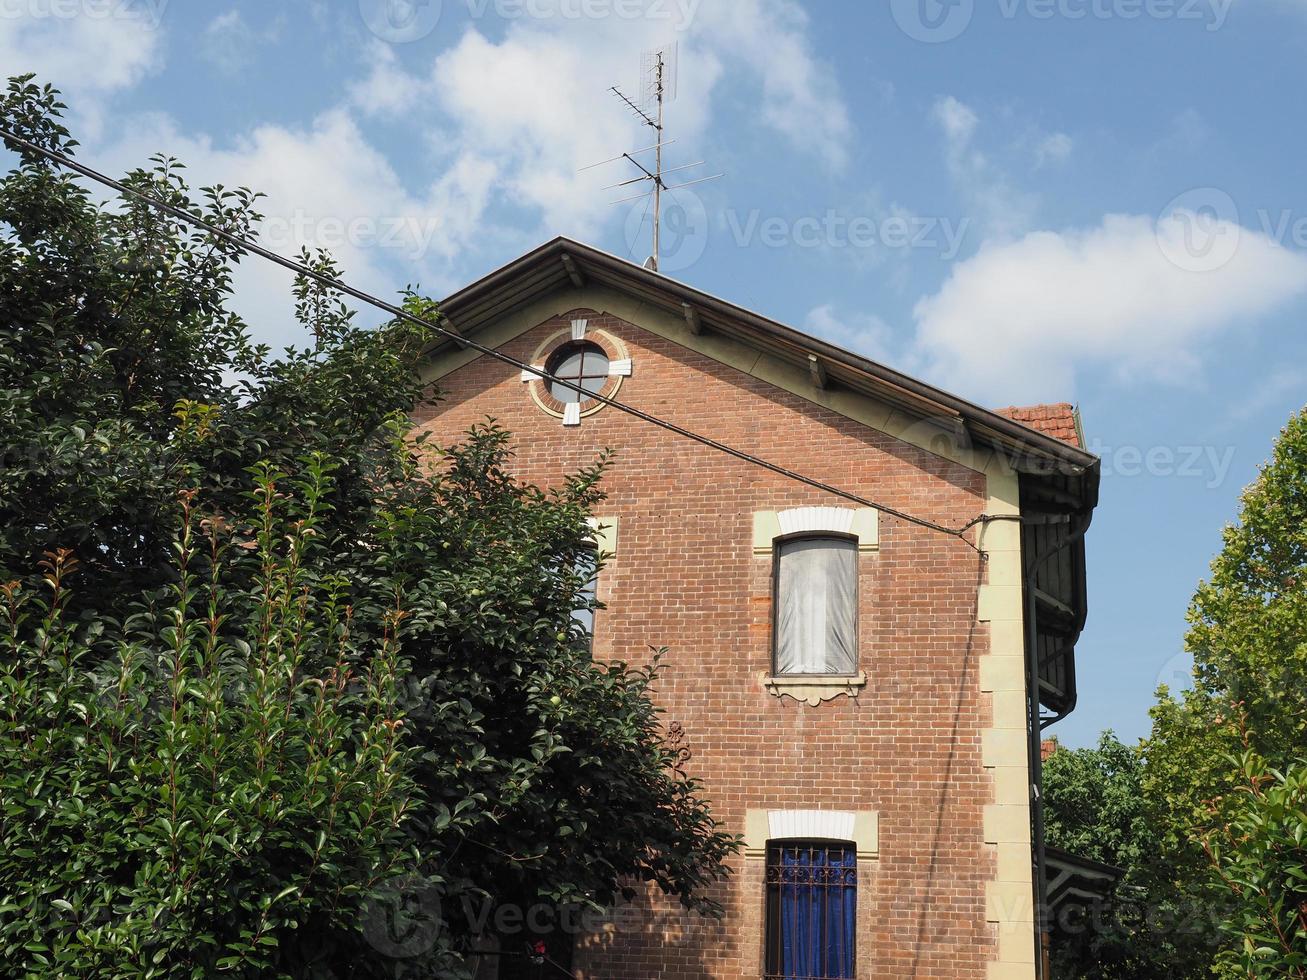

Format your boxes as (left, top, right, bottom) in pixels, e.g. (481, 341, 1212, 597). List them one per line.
(764, 841, 857, 980)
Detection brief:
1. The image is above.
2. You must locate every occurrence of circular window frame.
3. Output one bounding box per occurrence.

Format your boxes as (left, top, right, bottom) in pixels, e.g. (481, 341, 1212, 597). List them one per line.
(526, 326, 629, 421)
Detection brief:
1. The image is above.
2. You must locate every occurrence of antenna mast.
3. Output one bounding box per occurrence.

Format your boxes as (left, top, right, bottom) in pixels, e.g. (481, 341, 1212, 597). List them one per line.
(652, 50, 665, 268)
(585, 44, 722, 272)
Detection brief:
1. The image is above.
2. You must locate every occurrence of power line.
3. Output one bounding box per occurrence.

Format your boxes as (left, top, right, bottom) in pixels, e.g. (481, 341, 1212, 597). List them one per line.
(0, 125, 1007, 549)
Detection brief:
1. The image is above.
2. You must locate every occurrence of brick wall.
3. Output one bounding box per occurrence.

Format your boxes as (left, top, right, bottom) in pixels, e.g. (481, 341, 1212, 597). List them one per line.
(414, 307, 1002, 978)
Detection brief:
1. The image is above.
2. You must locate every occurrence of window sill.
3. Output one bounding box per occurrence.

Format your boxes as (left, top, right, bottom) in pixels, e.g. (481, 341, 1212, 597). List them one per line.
(763, 672, 867, 706)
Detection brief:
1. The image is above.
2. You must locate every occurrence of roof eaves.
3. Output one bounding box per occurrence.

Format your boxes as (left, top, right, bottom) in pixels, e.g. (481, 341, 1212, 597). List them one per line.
(437, 237, 1101, 475)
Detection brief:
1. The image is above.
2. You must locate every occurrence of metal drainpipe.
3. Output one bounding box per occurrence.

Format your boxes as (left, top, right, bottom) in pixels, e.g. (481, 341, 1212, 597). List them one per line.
(1023, 511, 1092, 979)
(1025, 580, 1049, 978)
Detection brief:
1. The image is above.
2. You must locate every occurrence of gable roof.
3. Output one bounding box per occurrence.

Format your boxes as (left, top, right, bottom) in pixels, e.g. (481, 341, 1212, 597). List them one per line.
(995, 404, 1084, 449)
(436, 237, 1099, 489)
(435, 237, 1099, 719)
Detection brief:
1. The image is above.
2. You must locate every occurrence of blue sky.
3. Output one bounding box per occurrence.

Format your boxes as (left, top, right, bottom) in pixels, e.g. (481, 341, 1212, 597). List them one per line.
(5, 0, 1307, 748)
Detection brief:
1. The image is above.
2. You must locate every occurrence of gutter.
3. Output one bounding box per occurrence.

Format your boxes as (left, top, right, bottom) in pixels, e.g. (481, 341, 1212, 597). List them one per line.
(437, 237, 1099, 475)
(1023, 507, 1093, 978)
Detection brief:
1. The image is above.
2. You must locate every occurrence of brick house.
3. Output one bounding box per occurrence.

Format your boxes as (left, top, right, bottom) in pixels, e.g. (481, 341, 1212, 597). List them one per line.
(415, 238, 1101, 980)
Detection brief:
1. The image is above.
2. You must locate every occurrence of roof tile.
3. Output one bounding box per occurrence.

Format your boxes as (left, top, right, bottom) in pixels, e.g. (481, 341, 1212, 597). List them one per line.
(993, 403, 1082, 448)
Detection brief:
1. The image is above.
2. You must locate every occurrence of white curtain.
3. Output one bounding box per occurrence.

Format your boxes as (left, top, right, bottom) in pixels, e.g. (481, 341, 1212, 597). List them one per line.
(775, 537, 858, 675)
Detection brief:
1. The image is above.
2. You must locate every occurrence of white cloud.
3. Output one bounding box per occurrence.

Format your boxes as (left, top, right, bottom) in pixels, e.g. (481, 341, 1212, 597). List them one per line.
(1224, 364, 1305, 426)
(910, 213, 1307, 404)
(931, 95, 1037, 240)
(201, 11, 281, 76)
(1034, 132, 1072, 168)
(348, 41, 423, 118)
(7, 0, 851, 351)
(691, 0, 851, 170)
(933, 96, 977, 147)
(94, 109, 497, 349)
(346, 0, 850, 243)
(804, 304, 897, 364)
(0, 6, 163, 134)
(429, 25, 670, 238)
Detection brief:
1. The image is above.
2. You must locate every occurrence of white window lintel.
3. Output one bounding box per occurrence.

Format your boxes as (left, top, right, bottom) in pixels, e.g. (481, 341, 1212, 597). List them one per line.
(752, 507, 879, 556)
(743, 809, 879, 860)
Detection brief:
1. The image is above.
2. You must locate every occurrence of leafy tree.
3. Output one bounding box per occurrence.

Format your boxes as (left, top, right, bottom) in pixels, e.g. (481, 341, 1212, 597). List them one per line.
(1201, 747, 1307, 978)
(1, 464, 429, 977)
(0, 75, 737, 977)
(1146, 405, 1307, 977)
(1045, 734, 1152, 868)
(1043, 732, 1207, 979)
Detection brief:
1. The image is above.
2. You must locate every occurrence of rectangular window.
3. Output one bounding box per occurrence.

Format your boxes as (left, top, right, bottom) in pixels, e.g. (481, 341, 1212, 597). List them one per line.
(765, 841, 857, 979)
(774, 537, 858, 675)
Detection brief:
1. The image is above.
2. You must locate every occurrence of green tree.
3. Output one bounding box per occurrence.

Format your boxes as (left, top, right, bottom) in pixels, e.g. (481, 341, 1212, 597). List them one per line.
(1, 464, 429, 977)
(1043, 732, 1207, 979)
(1146, 405, 1307, 976)
(1201, 747, 1307, 978)
(0, 75, 737, 977)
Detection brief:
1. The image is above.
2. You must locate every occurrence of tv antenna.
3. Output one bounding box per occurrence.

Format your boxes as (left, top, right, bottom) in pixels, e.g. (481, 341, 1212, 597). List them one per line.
(580, 43, 723, 272)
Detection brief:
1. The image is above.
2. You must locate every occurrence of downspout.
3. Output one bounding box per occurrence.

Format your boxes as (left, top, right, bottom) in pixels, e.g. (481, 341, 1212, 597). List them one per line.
(1024, 579, 1049, 978)
(1023, 510, 1092, 978)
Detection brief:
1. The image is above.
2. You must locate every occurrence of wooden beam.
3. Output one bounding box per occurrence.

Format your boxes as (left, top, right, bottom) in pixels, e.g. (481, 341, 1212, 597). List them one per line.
(683, 302, 703, 335)
(561, 252, 585, 289)
(1033, 587, 1077, 622)
(440, 319, 468, 349)
(808, 354, 828, 389)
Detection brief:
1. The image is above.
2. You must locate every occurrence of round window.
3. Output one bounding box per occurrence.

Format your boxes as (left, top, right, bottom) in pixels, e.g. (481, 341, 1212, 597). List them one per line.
(546, 341, 611, 404)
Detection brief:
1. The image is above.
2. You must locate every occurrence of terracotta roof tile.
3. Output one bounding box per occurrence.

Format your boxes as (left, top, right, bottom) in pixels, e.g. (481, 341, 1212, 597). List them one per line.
(993, 403, 1082, 449)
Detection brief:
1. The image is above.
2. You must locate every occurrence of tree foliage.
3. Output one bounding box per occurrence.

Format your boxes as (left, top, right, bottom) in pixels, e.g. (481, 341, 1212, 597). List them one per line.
(1145, 405, 1307, 977)
(1, 466, 426, 977)
(1043, 732, 1208, 979)
(1202, 748, 1307, 978)
(0, 75, 737, 978)
(1045, 734, 1153, 870)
